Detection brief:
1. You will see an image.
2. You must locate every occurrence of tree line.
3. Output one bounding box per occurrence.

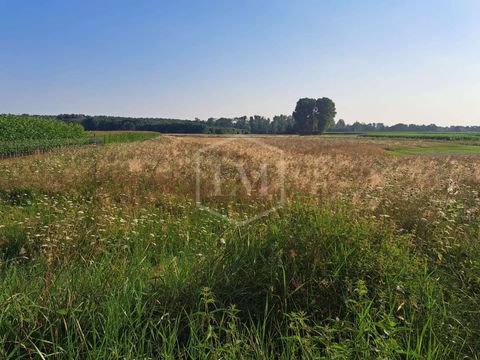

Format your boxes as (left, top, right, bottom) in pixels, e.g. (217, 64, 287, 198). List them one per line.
(328, 120, 480, 133)
(55, 114, 296, 134)
(7, 97, 480, 135)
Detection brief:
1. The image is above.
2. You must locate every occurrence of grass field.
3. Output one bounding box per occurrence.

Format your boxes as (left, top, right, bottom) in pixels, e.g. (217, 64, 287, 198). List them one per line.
(387, 143, 480, 155)
(327, 131, 480, 155)
(88, 131, 160, 144)
(1, 135, 479, 358)
(361, 132, 480, 141)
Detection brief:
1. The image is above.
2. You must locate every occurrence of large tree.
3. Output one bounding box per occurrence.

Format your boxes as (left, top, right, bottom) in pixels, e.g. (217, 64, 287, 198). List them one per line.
(293, 98, 317, 134)
(293, 97, 336, 134)
(316, 97, 337, 133)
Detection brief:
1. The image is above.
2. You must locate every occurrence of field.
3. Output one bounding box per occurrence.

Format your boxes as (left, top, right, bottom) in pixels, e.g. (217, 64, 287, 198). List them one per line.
(361, 132, 480, 142)
(1, 135, 479, 358)
(327, 132, 480, 155)
(88, 131, 160, 144)
(388, 144, 480, 155)
(0, 115, 88, 158)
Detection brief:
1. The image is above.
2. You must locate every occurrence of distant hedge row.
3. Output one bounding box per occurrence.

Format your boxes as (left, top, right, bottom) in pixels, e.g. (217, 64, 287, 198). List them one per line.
(56, 114, 248, 134)
(0, 114, 87, 141)
(362, 132, 480, 141)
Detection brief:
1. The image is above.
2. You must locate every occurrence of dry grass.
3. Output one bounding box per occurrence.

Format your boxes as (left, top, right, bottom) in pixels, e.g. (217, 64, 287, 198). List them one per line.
(2, 134, 479, 233)
(1, 135, 479, 213)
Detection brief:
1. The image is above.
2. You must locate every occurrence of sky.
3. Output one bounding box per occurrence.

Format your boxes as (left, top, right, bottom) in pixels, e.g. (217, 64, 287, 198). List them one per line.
(1, 0, 480, 126)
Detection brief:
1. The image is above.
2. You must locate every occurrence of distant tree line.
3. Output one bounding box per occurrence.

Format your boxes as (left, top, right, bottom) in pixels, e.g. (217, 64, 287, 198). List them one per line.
(54, 114, 296, 134)
(56, 114, 219, 134)
(7, 109, 479, 135)
(328, 120, 480, 133)
(204, 115, 295, 134)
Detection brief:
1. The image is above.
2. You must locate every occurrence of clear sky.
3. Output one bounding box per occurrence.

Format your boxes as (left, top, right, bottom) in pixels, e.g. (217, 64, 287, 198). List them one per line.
(1, 0, 479, 125)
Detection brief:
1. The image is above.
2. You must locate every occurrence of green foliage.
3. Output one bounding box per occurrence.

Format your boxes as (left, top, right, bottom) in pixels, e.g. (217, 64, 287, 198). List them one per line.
(0, 114, 86, 141)
(0, 114, 88, 157)
(293, 97, 337, 135)
(271, 114, 295, 134)
(388, 144, 480, 155)
(316, 97, 337, 133)
(57, 114, 296, 135)
(0, 138, 95, 158)
(364, 132, 480, 141)
(293, 98, 317, 134)
(59, 114, 209, 134)
(0, 195, 478, 358)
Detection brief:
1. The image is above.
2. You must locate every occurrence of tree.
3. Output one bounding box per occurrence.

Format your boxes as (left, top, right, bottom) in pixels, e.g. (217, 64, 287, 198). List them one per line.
(234, 116, 250, 132)
(249, 116, 270, 134)
(216, 118, 234, 128)
(292, 97, 336, 134)
(315, 97, 337, 133)
(334, 119, 346, 130)
(293, 98, 317, 134)
(390, 123, 409, 132)
(270, 115, 290, 134)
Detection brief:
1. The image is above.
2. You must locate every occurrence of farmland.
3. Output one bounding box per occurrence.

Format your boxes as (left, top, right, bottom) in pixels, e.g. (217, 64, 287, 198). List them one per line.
(360, 132, 480, 141)
(0, 115, 160, 158)
(88, 131, 161, 144)
(0, 115, 86, 142)
(1, 135, 479, 358)
(0, 115, 88, 158)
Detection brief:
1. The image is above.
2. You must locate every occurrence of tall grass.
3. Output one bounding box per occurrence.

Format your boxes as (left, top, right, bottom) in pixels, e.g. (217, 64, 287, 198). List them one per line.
(96, 132, 160, 144)
(0, 195, 478, 358)
(0, 136, 479, 358)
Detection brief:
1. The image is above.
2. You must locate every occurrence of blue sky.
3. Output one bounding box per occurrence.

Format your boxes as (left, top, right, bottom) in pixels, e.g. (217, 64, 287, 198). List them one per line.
(1, 0, 479, 125)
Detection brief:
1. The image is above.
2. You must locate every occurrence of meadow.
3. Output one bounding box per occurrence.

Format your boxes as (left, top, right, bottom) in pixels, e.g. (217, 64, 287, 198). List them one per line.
(0, 135, 479, 359)
(360, 132, 480, 142)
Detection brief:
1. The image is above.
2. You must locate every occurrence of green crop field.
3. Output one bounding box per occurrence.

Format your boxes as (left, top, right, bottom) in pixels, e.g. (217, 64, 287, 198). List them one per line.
(361, 132, 480, 141)
(0, 116, 160, 158)
(0, 115, 88, 158)
(0, 114, 87, 142)
(386, 144, 480, 155)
